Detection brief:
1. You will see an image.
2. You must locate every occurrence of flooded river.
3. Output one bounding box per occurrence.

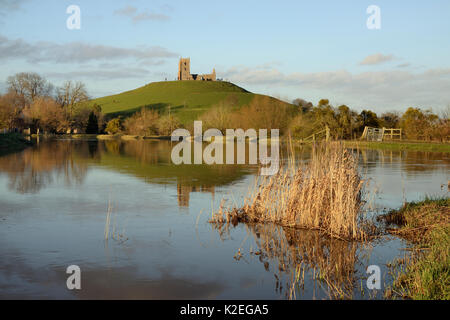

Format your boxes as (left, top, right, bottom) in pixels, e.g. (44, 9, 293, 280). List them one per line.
(0, 139, 448, 299)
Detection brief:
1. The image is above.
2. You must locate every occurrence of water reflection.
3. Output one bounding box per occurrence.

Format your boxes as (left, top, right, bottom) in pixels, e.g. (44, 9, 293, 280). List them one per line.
(214, 222, 363, 299)
(1, 140, 447, 198)
(0, 139, 447, 299)
(354, 148, 450, 175)
(0, 141, 89, 193)
(177, 184, 215, 207)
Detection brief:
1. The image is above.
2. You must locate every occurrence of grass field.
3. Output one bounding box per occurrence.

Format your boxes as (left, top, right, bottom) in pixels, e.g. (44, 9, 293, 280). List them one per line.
(344, 140, 450, 153)
(90, 81, 265, 124)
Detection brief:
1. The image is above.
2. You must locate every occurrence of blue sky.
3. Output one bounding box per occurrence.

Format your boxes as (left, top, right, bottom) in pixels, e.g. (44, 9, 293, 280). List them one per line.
(1, 0, 449, 113)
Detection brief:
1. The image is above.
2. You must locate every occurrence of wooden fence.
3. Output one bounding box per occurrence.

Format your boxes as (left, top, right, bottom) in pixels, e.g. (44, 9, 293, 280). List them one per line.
(300, 126, 330, 143)
(361, 127, 402, 141)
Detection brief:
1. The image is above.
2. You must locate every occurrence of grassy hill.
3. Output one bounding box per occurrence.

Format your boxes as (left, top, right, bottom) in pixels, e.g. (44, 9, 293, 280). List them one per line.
(90, 81, 284, 124)
(92, 81, 254, 122)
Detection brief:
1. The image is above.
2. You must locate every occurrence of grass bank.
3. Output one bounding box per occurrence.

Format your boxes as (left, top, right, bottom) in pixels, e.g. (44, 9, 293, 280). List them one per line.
(380, 197, 449, 299)
(0, 133, 33, 156)
(344, 140, 450, 153)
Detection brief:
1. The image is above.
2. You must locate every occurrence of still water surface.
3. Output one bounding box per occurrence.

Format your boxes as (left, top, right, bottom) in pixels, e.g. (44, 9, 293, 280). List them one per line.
(0, 139, 448, 299)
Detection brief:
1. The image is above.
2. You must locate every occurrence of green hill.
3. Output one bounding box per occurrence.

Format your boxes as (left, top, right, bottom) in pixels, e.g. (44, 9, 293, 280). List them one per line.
(90, 81, 287, 124)
(92, 81, 255, 122)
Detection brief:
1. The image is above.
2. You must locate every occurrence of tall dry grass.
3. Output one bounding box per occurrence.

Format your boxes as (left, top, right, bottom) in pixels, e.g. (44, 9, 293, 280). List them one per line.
(210, 142, 369, 240)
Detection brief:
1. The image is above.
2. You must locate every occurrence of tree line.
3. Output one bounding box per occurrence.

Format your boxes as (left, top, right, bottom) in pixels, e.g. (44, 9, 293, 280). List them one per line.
(195, 96, 448, 141)
(289, 98, 449, 141)
(1, 72, 448, 141)
(73, 95, 450, 142)
(0, 72, 103, 134)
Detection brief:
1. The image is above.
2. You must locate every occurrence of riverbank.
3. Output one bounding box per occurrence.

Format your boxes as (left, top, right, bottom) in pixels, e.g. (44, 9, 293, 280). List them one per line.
(96, 134, 171, 140)
(380, 198, 449, 299)
(30, 133, 172, 141)
(0, 133, 33, 156)
(344, 140, 450, 153)
(27, 133, 450, 153)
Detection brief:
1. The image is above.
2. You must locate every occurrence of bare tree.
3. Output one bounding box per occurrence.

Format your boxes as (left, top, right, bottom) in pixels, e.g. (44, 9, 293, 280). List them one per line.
(441, 104, 450, 120)
(56, 81, 89, 116)
(23, 97, 66, 133)
(7, 72, 53, 106)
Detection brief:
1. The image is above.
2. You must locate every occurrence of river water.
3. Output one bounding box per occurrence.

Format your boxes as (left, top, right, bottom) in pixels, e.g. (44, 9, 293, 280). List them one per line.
(0, 139, 448, 299)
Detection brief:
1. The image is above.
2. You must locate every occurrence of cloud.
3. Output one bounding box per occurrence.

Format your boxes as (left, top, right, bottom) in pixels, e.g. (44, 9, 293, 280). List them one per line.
(114, 5, 170, 23)
(359, 53, 395, 66)
(115, 5, 138, 16)
(221, 66, 450, 111)
(0, 0, 29, 22)
(396, 63, 411, 68)
(45, 68, 151, 81)
(0, 0, 28, 14)
(0, 34, 178, 64)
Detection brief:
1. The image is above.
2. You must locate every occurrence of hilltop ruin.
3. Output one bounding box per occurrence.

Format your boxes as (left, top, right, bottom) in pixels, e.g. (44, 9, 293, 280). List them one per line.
(178, 57, 216, 81)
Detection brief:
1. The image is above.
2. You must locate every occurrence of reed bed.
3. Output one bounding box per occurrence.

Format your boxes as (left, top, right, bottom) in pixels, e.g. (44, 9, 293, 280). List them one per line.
(210, 142, 369, 240)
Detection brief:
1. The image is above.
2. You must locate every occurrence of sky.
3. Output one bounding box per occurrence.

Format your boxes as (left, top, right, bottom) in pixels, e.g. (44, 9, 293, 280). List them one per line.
(0, 0, 449, 114)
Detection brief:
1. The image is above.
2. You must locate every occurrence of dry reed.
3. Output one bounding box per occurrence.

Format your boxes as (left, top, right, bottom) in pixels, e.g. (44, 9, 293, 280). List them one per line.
(210, 142, 369, 240)
(104, 195, 128, 243)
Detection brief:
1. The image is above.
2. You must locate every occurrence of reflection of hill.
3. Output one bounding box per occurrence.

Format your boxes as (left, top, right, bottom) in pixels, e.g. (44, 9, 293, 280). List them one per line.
(89, 139, 254, 188)
(0, 140, 89, 194)
(3, 140, 446, 199)
(0, 139, 254, 197)
(82, 140, 255, 207)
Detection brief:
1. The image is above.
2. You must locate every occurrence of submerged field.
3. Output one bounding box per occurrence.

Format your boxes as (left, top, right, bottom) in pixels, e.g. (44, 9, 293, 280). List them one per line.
(0, 139, 448, 299)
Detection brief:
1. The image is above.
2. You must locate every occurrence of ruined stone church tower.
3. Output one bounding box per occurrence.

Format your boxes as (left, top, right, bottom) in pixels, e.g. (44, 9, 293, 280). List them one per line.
(178, 58, 216, 81)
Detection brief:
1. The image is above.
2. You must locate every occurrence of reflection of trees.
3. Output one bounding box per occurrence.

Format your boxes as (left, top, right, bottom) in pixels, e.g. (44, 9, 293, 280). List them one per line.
(356, 149, 450, 174)
(0, 141, 89, 193)
(214, 223, 362, 299)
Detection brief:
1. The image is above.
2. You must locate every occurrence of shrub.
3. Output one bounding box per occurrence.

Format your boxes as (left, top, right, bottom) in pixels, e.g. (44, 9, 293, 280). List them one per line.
(237, 95, 296, 135)
(156, 115, 182, 136)
(199, 101, 235, 133)
(123, 108, 159, 136)
(105, 118, 122, 135)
